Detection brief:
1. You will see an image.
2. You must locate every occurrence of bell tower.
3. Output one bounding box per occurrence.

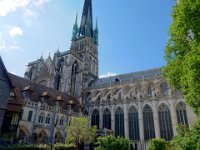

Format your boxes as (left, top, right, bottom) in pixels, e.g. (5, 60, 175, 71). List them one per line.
(70, 0, 98, 88)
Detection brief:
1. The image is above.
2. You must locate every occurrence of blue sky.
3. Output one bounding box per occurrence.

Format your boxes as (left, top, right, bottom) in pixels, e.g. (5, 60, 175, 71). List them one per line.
(0, 0, 175, 77)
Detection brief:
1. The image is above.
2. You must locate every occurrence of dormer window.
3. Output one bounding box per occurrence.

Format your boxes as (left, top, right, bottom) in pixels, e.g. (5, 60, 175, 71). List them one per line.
(21, 86, 33, 100)
(40, 91, 50, 102)
(9, 90, 15, 101)
(54, 96, 64, 106)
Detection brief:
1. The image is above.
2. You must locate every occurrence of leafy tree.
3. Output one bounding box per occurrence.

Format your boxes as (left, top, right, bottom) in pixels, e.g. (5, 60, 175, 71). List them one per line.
(147, 138, 168, 150)
(163, 0, 200, 114)
(65, 117, 97, 148)
(95, 135, 130, 150)
(169, 118, 200, 150)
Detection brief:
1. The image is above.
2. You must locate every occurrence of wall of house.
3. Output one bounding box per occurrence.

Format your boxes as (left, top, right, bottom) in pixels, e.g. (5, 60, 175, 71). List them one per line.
(0, 62, 11, 134)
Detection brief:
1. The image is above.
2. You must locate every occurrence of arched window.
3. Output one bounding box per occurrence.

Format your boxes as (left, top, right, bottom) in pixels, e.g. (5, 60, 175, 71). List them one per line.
(38, 113, 45, 123)
(28, 110, 33, 122)
(55, 116, 59, 125)
(115, 107, 124, 137)
(160, 83, 168, 96)
(143, 105, 155, 140)
(45, 114, 51, 124)
(91, 109, 99, 129)
(158, 104, 173, 141)
(103, 108, 111, 129)
(59, 116, 64, 126)
(128, 106, 140, 140)
(176, 103, 188, 126)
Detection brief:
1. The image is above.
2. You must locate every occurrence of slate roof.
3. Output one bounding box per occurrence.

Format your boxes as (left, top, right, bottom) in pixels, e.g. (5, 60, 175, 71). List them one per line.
(92, 68, 162, 88)
(8, 73, 80, 112)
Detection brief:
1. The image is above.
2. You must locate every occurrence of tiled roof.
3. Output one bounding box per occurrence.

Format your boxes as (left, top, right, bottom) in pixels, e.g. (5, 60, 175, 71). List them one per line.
(8, 73, 80, 112)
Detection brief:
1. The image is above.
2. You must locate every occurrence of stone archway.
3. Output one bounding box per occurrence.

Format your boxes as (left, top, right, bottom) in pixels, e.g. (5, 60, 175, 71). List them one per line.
(18, 125, 31, 143)
(33, 130, 48, 144)
(54, 131, 62, 143)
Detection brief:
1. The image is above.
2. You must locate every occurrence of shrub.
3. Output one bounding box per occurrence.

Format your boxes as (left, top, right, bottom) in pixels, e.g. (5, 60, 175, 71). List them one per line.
(0, 144, 48, 150)
(53, 143, 76, 150)
(95, 135, 130, 150)
(147, 138, 167, 150)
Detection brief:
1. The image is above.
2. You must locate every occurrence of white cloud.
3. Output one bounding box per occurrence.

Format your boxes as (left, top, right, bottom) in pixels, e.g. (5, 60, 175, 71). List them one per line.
(9, 26, 23, 38)
(0, 0, 51, 17)
(0, 0, 30, 16)
(100, 72, 117, 78)
(0, 31, 21, 52)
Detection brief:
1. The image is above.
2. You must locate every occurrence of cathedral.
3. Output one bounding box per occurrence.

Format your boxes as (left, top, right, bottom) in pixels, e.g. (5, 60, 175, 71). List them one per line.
(0, 0, 196, 149)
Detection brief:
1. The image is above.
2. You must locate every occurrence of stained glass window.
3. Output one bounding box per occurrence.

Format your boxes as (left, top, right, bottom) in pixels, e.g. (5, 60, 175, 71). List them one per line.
(128, 106, 140, 140)
(143, 105, 155, 140)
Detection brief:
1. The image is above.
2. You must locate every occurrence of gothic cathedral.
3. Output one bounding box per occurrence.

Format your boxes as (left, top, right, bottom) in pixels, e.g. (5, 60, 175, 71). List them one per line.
(24, 0, 196, 145)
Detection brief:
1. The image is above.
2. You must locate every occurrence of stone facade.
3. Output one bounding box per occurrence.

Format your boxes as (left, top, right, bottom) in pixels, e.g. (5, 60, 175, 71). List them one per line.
(7, 73, 80, 144)
(86, 68, 196, 140)
(0, 55, 80, 144)
(23, 0, 196, 147)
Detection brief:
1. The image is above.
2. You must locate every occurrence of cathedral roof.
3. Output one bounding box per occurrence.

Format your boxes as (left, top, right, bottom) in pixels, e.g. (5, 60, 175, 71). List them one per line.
(8, 73, 80, 112)
(92, 68, 162, 88)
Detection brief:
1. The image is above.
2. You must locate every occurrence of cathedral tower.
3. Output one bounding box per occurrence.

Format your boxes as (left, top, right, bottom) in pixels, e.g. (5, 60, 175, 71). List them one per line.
(71, 0, 99, 87)
(24, 0, 98, 103)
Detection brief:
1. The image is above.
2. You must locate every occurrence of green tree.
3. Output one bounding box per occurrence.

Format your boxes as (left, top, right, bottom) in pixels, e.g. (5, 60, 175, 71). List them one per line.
(163, 0, 200, 114)
(95, 135, 130, 150)
(147, 138, 168, 150)
(169, 118, 200, 150)
(65, 117, 97, 148)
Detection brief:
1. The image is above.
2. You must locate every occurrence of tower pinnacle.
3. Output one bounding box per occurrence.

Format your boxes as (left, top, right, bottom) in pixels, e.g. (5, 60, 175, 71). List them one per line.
(79, 0, 93, 37)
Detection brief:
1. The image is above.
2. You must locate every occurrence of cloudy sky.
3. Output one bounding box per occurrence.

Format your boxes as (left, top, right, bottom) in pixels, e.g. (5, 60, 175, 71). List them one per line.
(0, 0, 174, 78)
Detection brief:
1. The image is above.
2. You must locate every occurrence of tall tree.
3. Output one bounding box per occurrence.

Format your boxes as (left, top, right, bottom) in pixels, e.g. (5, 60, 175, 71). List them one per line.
(163, 0, 200, 114)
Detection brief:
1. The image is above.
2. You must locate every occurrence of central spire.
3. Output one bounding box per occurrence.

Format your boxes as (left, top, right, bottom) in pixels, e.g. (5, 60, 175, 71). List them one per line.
(71, 0, 98, 44)
(79, 0, 93, 37)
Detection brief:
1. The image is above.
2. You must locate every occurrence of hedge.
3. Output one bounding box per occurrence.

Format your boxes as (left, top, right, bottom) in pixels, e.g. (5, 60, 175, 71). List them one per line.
(54, 143, 76, 150)
(0, 144, 48, 150)
(0, 144, 76, 150)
